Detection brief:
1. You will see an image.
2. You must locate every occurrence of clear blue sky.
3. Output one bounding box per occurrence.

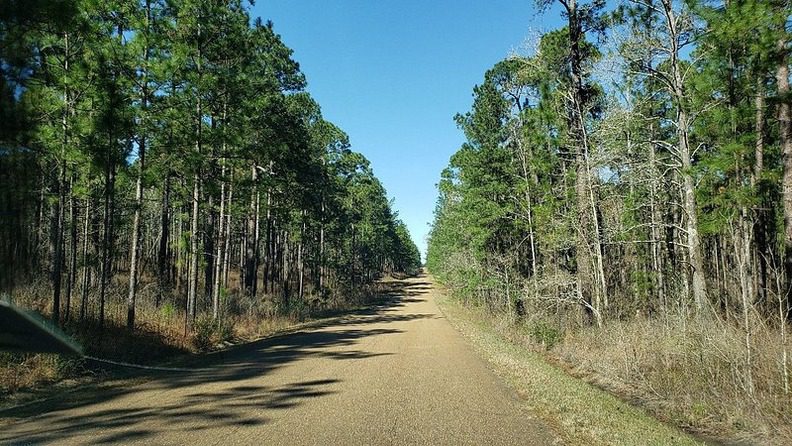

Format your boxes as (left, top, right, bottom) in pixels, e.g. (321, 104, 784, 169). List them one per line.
(254, 1, 567, 260)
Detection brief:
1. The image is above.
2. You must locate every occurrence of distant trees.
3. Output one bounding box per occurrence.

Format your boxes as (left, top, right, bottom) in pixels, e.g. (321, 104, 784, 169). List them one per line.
(428, 0, 792, 325)
(0, 0, 420, 331)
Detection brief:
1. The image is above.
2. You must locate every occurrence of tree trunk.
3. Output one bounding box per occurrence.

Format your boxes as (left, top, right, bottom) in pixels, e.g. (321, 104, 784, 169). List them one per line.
(266, 192, 274, 294)
(213, 160, 226, 318)
(222, 171, 233, 289)
(204, 193, 215, 298)
(244, 165, 258, 296)
(753, 76, 769, 306)
(319, 197, 325, 291)
(563, 0, 603, 325)
(127, 132, 145, 330)
(680, 119, 707, 310)
(51, 31, 71, 326)
(35, 180, 45, 273)
(254, 190, 261, 294)
(186, 17, 204, 329)
(351, 224, 356, 290)
(187, 172, 200, 326)
(664, 0, 707, 311)
(99, 162, 115, 329)
(298, 216, 305, 301)
(158, 172, 171, 302)
(65, 174, 77, 322)
(777, 34, 792, 318)
(281, 230, 289, 300)
(126, 0, 151, 331)
(176, 203, 183, 291)
(649, 138, 666, 312)
(79, 197, 90, 321)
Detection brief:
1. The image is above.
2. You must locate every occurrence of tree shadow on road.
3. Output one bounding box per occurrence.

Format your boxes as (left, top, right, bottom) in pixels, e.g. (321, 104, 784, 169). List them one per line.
(0, 278, 436, 445)
(4, 378, 341, 444)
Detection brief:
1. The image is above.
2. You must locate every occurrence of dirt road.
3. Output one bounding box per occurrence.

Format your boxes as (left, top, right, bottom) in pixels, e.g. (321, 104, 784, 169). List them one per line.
(1, 276, 557, 445)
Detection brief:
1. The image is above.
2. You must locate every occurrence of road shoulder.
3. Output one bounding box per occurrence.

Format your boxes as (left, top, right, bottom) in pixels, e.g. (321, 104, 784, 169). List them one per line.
(433, 286, 704, 446)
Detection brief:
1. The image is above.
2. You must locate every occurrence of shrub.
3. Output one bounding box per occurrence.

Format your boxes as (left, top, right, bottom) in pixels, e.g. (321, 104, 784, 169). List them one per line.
(215, 317, 235, 343)
(159, 302, 176, 320)
(530, 321, 562, 350)
(192, 315, 236, 351)
(192, 315, 216, 351)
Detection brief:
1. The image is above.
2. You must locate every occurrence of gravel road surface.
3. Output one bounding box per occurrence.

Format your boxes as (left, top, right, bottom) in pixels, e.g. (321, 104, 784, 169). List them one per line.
(1, 276, 557, 445)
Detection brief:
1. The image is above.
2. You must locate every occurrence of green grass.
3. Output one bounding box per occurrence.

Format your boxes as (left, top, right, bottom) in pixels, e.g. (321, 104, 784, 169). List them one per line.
(436, 293, 705, 446)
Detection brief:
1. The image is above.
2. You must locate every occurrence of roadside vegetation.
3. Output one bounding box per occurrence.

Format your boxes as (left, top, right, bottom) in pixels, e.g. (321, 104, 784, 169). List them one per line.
(0, 278, 399, 409)
(0, 0, 420, 402)
(428, 0, 791, 444)
(437, 291, 702, 446)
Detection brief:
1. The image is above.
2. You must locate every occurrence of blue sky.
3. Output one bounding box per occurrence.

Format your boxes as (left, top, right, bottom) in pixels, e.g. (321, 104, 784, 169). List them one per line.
(254, 1, 567, 260)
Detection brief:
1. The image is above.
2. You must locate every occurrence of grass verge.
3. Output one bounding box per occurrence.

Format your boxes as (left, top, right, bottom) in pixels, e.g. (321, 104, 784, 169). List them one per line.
(435, 291, 707, 446)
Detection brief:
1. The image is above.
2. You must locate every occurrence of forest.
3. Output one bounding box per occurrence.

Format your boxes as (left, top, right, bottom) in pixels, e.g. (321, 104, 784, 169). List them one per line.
(3, 0, 792, 443)
(427, 0, 792, 441)
(0, 0, 421, 354)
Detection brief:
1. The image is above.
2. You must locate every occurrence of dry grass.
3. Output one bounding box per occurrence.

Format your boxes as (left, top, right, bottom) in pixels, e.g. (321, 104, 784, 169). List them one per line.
(555, 314, 792, 444)
(436, 293, 703, 446)
(435, 281, 792, 445)
(1, 354, 72, 394)
(1, 276, 390, 408)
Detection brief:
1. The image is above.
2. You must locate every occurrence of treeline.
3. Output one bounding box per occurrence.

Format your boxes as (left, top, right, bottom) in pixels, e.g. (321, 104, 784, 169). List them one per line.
(0, 0, 420, 332)
(428, 0, 791, 436)
(428, 0, 790, 326)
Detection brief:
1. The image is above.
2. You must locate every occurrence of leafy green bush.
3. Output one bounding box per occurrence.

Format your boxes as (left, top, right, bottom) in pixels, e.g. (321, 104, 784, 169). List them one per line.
(286, 298, 309, 320)
(159, 302, 176, 320)
(530, 321, 561, 350)
(192, 315, 236, 351)
(192, 315, 216, 351)
(215, 317, 235, 343)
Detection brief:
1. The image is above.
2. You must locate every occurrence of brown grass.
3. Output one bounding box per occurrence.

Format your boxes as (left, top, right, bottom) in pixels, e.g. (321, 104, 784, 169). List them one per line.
(436, 293, 702, 446)
(553, 313, 792, 444)
(446, 291, 792, 445)
(1, 275, 393, 408)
